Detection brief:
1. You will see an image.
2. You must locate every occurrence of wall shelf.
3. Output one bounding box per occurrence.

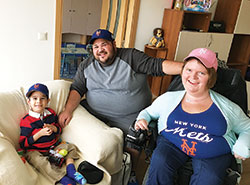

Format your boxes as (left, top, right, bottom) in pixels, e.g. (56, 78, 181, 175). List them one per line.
(159, 0, 250, 94)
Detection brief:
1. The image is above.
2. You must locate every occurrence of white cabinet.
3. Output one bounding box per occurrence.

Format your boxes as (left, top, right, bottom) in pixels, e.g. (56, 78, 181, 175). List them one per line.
(175, 31, 233, 62)
(62, 0, 102, 35)
(234, 0, 250, 34)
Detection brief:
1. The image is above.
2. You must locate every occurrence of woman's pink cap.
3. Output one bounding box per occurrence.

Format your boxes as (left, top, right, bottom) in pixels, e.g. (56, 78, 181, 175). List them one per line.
(184, 48, 218, 71)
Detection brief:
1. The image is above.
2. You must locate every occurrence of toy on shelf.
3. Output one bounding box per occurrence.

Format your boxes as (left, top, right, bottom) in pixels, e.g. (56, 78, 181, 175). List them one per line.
(174, 0, 184, 10)
(183, 0, 212, 12)
(48, 147, 68, 167)
(149, 28, 165, 48)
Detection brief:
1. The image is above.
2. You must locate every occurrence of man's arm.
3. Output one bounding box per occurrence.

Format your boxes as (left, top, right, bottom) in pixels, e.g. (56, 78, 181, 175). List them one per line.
(162, 60, 183, 75)
(58, 90, 82, 128)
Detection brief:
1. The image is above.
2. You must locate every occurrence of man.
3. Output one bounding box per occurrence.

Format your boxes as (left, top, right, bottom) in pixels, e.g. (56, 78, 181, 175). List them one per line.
(58, 29, 183, 184)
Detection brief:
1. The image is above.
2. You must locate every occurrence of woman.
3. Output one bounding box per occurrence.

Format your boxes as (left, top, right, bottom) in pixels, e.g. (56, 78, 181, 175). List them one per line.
(135, 48, 250, 185)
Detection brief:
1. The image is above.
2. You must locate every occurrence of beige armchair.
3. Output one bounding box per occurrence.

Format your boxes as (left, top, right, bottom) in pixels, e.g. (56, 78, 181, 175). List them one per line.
(0, 80, 124, 185)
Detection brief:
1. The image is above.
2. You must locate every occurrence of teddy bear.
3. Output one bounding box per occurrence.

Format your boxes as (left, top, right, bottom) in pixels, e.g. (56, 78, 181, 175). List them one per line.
(149, 28, 165, 48)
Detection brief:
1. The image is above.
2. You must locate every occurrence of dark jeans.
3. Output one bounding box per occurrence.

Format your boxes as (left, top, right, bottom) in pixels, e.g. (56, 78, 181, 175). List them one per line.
(147, 135, 233, 185)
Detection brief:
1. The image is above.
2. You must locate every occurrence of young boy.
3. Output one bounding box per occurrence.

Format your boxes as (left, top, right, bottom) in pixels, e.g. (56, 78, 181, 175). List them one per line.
(19, 83, 86, 185)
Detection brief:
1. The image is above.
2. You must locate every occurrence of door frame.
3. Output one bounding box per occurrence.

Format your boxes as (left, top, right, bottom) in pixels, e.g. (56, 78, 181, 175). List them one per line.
(54, 0, 63, 80)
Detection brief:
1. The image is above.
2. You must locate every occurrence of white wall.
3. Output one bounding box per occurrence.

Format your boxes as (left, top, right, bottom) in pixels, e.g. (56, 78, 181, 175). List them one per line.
(134, 0, 172, 51)
(0, 0, 56, 91)
(0, 0, 172, 91)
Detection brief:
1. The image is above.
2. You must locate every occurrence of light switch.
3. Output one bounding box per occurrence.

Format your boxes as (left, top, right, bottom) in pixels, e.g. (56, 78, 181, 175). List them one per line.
(38, 32, 48, 40)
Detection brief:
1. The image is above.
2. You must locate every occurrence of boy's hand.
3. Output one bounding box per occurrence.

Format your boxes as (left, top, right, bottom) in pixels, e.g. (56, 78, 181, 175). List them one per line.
(39, 127, 53, 136)
(43, 123, 57, 133)
(33, 127, 53, 141)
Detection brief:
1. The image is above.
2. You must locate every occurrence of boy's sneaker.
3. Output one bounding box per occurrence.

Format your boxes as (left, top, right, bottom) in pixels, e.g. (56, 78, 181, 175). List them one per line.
(73, 172, 87, 185)
(66, 164, 87, 185)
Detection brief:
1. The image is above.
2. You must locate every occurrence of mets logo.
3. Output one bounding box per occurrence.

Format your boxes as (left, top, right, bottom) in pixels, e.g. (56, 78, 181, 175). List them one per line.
(34, 84, 39, 89)
(96, 30, 101, 36)
(181, 139, 197, 156)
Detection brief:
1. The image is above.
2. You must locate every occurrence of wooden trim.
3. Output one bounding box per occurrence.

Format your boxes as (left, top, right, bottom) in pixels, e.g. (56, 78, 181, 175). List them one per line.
(214, 0, 241, 33)
(228, 35, 250, 77)
(124, 0, 141, 48)
(54, 0, 63, 80)
(162, 9, 184, 60)
(100, 0, 110, 29)
(160, 76, 173, 94)
(144, 45, 168, 97)
(113, 0, 122, 37)
(109, 0, 118, 33)
(115, 0, 129, 47)
(100, 0, 140, 48)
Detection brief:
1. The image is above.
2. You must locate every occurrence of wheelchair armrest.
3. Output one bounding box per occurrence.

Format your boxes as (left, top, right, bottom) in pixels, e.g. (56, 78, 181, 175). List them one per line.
(148, 120, 158, 131)
(144, 120, 159, 160)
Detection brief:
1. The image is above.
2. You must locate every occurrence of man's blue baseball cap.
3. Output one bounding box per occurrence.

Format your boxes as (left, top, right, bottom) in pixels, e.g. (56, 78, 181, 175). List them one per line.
(89, 29, 115, 44)
(26, 83, 49, 98)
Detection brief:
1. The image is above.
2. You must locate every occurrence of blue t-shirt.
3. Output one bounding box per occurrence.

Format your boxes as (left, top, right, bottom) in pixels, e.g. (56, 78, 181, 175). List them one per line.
(161, 103, 231, 158)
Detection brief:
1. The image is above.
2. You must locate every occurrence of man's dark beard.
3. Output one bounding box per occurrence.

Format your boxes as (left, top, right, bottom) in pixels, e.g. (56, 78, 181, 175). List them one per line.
(95, 45, 117, 66)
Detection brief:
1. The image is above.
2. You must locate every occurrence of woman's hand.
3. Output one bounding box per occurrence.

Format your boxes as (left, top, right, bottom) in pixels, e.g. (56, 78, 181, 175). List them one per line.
(234, 153, 246, 160)
(134, 119, 149, 131)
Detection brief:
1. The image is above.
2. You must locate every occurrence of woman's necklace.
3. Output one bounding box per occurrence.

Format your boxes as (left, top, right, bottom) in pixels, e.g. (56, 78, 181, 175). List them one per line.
(184, 94, 210, 104)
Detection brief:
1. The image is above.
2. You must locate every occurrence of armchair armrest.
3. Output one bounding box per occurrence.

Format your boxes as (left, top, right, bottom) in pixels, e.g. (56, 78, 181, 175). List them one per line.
(0, 136, 38, 185)
(144, 120, 158, 159)
(61, 105, 124, 175)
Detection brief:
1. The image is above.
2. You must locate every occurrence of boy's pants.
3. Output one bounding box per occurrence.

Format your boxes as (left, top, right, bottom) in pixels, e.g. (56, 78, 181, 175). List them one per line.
(25, 142, 79, 183)
(147, 135, 233, 185)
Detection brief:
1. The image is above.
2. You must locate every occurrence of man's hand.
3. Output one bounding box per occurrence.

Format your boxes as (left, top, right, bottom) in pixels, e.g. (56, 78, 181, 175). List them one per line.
(134, 119, 149, 131)
(58, 110, 73, 128)
(58, 90, 82, 128)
